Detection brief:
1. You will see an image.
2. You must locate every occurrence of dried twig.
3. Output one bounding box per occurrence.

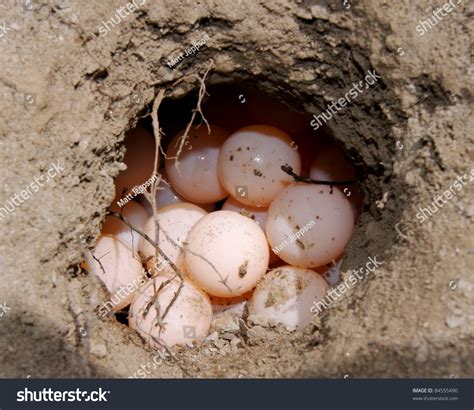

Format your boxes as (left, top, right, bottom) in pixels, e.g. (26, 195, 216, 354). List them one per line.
(167, 59, 213, 170)
(142, 88, 188, 333)
(144, 89, 166, 264)
(91, 250, 109, 276)
(107, 211, 185, 284)
(281, 164, 356, 185)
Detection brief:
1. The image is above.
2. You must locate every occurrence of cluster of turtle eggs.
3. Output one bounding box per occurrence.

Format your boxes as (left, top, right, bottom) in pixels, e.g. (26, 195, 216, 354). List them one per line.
(83, 99, 361, 348)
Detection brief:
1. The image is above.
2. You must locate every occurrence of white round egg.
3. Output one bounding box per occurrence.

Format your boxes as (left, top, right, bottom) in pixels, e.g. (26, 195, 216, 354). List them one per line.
(248, 266, 329, 329)
(102, 201, 149, 252)
(138, 169, 186, 213)
(137, 170, 215, 215)
(129, 275, 212, 347)
(217, 125, 301, 207)
(139, 203, 207, 276)
(222, 197, 279, 264)
(266, 183, 354, 268)
(210, 292, 252, 315)
(184, 211, 269, 297)
(83, 235, 144, 310)
(222, 196, 268, 228)
(309, 145, 362, 222)
(165, 125, 229, 204)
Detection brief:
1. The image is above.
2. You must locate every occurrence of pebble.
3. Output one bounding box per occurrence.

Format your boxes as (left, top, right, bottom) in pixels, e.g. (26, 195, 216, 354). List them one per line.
(446, 315, 464, 329)
(310, 5, 329, 20)
(90, 342, 107, 357)
(204, 331, 219, 345)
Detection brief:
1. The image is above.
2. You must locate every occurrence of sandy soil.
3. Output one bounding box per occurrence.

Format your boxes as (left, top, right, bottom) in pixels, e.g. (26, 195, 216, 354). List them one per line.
(0, 0, 472, 378)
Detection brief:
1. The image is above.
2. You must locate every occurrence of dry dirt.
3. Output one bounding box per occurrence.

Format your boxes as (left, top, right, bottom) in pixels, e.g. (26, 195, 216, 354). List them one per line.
(0, 0, 473, 378)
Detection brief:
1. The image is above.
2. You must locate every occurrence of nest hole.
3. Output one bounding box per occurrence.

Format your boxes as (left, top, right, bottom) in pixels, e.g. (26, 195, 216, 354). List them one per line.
(100, 81, 373, 341)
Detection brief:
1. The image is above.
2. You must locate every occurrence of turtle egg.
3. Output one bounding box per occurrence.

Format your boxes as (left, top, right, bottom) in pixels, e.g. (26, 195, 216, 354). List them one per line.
(165, 124, 230, 204)
(248, 265, 329, 329)
(309, 144, 363, 221)
(210, 292, 252, 315)
(139, 203, 207, 275)
(138, 169, 186, 214)
(101, 201, 148, 252)
(115, 127, 158, 198)
(217, 125, 301, 207)
(138, 170, 215, 215)
(222, 196, 268, 228)
(266, 183, 354, 268)
(129, 275, 212, 347)
(184, 210, 269, 297)
(83, 235, 143, 310)
(222, 197, 279, 264)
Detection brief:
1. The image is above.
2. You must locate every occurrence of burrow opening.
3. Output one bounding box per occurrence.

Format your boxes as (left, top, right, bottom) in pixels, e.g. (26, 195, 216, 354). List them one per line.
(83, 73, 408, 352)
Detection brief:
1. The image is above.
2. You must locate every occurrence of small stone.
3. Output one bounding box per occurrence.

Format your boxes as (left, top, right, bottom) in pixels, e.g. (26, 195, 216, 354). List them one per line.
(295, 8, 313, 21)
(465, 204, 474, 218)
(446, 315, 464, 329)
(221, 332, 235, 341)
(247, 314, 270, 327)
(90, 343, 107, 358)
(211, 314, 241, 334)
(310, 5, 329, 20)
(204, 331, 219, 344)
(230, 337, 243, 349)
(213, 338, 229, 351)
(221, 344, 232, 354)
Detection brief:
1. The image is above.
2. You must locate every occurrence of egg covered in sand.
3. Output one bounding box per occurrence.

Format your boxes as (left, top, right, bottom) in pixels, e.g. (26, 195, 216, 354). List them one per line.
(248, 266, 329, 329)
(129, 275, 212, 347)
